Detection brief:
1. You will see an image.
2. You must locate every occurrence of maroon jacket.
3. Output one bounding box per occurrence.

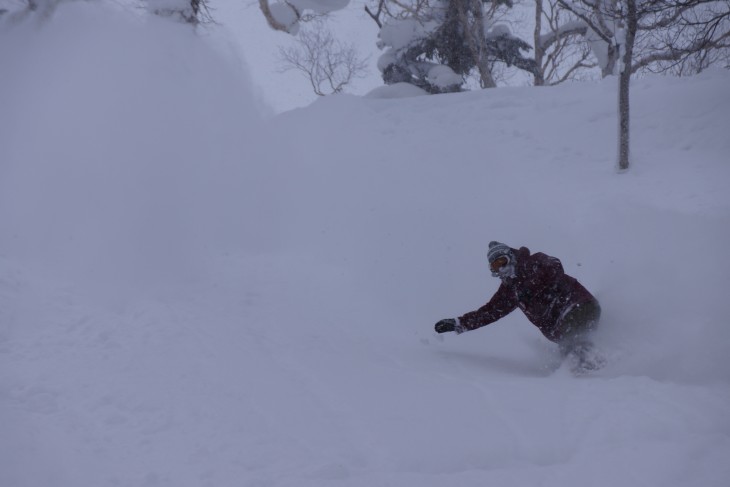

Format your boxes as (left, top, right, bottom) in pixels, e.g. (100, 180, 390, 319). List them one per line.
(458, 247, 598, 342)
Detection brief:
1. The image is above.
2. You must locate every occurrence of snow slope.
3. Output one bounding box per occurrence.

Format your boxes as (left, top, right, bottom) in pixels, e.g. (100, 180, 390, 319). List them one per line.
(1, 4, 729, 487)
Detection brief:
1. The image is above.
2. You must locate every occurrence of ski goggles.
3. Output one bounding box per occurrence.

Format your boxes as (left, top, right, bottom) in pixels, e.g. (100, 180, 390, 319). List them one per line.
(489, 256, 510, 272)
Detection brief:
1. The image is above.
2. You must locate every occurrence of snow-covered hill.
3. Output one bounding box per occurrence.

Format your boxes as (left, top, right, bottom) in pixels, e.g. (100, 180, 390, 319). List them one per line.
(1, 4, 729, 487)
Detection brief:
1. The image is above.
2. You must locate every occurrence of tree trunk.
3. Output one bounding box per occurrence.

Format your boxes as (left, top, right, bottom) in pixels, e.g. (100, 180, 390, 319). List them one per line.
(617, 0, 637, 171)
(456, 0, 497, 88)
(533, 0, 545, 86)
(617, 60, 630, 170)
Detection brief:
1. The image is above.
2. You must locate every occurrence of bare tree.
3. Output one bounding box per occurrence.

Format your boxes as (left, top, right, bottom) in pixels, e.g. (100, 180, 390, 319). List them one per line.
(631, 0, 730, 75)
(556, 0, 624, 76)
(533, 0, 598, 85)
(557, 0, 730, 76)
(554, 0, 729, 170)
(278, 21, 370, 96)
(551, 0, 636, 170)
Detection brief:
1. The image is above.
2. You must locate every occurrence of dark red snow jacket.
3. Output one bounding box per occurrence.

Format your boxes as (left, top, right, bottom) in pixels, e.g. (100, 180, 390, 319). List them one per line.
(458, 247, 598, 343)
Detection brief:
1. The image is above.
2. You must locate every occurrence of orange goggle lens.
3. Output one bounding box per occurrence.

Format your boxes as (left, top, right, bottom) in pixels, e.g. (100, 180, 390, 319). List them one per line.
(490, 256, 509, 272)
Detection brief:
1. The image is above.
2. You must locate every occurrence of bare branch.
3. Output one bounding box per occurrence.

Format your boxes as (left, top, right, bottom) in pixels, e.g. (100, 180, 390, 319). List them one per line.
(277, 21, 370, 96)
(365, 0, 386, 28)
(633, 28, 730, 72)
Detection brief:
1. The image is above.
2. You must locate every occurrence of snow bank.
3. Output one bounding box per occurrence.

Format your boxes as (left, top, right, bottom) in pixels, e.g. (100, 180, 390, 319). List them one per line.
(0, 3, 273, 301)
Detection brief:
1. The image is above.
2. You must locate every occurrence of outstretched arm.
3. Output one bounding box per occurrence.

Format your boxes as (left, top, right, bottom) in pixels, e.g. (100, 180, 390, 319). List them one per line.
(457, 283, 518, 332)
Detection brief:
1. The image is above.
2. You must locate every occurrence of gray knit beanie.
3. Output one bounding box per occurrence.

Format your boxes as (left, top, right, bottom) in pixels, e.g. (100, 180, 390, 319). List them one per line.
(487, 241, 513, 264)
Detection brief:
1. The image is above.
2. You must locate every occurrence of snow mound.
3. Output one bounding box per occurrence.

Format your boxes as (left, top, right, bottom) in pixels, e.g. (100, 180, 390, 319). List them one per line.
(0, 3, 271, 300)
(366, 82, 429, 98)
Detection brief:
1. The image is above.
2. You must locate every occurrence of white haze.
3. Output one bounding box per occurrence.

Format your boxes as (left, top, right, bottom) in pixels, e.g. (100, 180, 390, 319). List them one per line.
(1, 4, 729, 487)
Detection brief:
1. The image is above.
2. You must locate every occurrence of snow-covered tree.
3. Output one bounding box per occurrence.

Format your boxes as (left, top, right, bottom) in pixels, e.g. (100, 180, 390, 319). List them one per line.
(374, 0, 540, 93)
(376, 15, 464, 93)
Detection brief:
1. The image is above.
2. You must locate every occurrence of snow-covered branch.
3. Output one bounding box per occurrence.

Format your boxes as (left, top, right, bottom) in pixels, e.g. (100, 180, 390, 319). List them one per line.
(537, 19, 588, 51)
(259, 0, 350, 34)
(633, 27, 730, 73)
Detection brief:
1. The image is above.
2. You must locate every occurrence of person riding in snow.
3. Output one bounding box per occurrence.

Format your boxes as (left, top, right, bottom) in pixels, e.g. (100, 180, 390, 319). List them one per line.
(435, 241, 602, 370)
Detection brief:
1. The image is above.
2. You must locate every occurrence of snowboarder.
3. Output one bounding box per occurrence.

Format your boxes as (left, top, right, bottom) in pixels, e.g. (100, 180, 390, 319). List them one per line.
(434, 241, 603, 372)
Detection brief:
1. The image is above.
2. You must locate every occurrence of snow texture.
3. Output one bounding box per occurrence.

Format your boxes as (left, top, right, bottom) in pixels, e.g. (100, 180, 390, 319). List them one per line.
(1, 3, 730, 487)
(378, 18, 436, 51)
(426, 64, 462, 89)
(366, 82, 429, 98)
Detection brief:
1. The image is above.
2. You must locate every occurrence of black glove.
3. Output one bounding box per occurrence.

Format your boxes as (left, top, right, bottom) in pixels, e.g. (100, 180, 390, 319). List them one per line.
(435, 318, 457, 333)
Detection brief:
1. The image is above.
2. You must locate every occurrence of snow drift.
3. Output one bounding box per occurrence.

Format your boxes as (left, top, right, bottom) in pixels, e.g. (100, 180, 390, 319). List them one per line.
(0, 4, 271, 300)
